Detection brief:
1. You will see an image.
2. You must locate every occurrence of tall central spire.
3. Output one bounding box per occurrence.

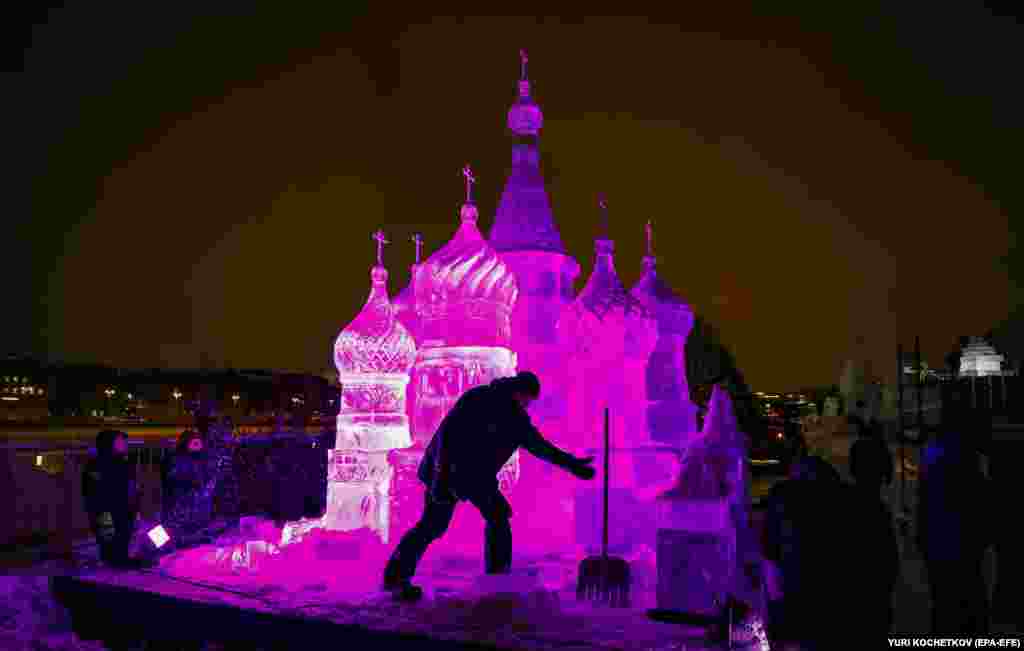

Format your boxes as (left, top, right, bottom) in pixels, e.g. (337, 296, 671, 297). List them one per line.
(489, 50, 566, 254)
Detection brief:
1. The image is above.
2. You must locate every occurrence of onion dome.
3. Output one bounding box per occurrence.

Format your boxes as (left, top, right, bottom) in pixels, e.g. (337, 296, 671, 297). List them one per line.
(630, 220, 693, 337)
(414, 167, 518, 348)
(558, 196, 652, 359)
(490, 50, 566, 254)
(507, 49, 543, 137)
(334, 231, 417, 377)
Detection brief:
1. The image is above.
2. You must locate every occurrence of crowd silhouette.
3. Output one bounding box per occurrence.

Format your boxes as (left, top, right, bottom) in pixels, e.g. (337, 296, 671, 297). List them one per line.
(759, 387, 997, 648)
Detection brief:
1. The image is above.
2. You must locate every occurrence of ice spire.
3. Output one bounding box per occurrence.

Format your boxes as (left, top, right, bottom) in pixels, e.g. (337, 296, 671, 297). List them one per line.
(489, 49, 566, 253)
(460, 164, 479, 224)
(412, 232, 424, 265)
(373, 229, 389, 266)
(579, 195, 644, 320)
(369, 229, 390, 296)
(631, 217, 691, 324)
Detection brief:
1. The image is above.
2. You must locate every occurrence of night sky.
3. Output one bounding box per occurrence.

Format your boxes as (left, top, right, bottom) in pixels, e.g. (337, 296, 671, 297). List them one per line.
(10, 5, 1021, 390)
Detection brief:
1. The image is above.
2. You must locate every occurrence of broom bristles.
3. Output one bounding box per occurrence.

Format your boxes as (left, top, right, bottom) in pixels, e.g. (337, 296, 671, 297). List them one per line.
(576, 557, 631, 607)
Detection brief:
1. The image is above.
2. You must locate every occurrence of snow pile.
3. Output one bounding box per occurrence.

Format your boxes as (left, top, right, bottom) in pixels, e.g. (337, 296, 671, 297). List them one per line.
(0, 571, 105, 651)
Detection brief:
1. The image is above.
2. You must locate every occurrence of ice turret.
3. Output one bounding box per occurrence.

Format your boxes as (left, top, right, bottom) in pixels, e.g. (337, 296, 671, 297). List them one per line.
(333, 230, 416, 451)
(489, 50, 566, 254)
(630, 220, 698, 443)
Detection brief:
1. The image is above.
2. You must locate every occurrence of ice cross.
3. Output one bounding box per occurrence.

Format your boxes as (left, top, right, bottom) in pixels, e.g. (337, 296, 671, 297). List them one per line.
(597, 193, 609, 238)
(520, 49, 528, 80)
(462, 164, 476, 203)
(372, 229, 388, 265)
(645, 219, 654, 257)
(412, 233, 423, 264)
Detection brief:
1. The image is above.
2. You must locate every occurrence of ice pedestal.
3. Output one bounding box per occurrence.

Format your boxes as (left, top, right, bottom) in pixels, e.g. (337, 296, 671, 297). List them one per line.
(323, 449, 393, 542)
(655, 528, 731, 615)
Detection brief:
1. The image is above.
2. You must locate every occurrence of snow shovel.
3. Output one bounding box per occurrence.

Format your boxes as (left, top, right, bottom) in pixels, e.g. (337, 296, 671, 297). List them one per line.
(577, 406, 630, 607)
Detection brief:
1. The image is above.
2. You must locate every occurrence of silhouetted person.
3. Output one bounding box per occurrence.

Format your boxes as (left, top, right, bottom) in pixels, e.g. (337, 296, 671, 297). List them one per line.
(917, 396, 993, 634)
(847, 399, 871, 437)
(848, 435, 900, 635)
(161, 430, 217, 549)
(82, 430, 149, 568)
(382, 372, 596, 601)
(850, 411, 894, 496)
(764, 456, 879, 649)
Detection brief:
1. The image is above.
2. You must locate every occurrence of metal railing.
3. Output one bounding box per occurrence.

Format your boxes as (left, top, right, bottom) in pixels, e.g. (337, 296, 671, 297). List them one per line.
(3, 442, 172, 551)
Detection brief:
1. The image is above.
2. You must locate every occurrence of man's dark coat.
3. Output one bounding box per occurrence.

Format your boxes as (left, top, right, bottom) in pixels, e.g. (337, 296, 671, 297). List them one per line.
(417, 376, 578, 500)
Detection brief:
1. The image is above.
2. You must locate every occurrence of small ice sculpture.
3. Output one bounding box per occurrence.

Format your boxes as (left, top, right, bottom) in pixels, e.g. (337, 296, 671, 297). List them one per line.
(654, 386, 747, 615)
(334, 229, 417, 451)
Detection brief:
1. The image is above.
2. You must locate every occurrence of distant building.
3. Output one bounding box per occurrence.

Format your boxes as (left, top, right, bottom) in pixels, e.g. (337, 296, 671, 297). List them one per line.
(0, 355, 49, 421)
(959, 336, 1006, 377)
(0, 358, 339, 423)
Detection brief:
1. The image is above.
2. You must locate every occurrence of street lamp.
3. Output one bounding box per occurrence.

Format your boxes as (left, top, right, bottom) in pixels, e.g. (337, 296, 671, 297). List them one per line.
(172, 389, 182, 416)
(232, 393, 240, 406)
(104, 388, 115, 417)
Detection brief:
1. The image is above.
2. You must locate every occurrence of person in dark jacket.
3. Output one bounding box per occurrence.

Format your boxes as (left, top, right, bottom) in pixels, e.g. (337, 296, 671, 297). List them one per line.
(917, 393, 992, 634)
(161, 429, 217, 549)
(850, 430, 894, 495)
(763, 456, 875, 649)
(82, 430, 148, 568)
(382, 371, 596, 601)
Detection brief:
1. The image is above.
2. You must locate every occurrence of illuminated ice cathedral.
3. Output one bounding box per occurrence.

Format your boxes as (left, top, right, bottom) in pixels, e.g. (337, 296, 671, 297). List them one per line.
(297, 51, 714, 561)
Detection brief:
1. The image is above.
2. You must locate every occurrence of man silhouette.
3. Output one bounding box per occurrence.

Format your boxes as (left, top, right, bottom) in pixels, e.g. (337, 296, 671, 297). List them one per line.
(382, 371, 596, 601)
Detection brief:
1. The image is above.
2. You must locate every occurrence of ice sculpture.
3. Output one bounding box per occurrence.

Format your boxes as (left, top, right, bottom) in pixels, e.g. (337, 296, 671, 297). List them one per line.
(558, 196, 654, 455)
(333, 230, 417, 451)
(558, 198, 659, 555)
(630, 220, 698, 447)
(651, 386, 749, 614)
(411, 166, 521, 490)
(489, 50, 580, 431)
(289, 230, 417, 544)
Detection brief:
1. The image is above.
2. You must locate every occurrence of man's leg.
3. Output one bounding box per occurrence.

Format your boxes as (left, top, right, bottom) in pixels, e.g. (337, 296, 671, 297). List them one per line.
(383, 493, 456, 586)
(469, 489, 512, 575)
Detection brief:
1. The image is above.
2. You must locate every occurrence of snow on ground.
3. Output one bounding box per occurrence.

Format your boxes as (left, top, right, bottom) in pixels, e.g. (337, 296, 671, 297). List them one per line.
(0, 558, 107, 651)
(77, 518, 731, 650)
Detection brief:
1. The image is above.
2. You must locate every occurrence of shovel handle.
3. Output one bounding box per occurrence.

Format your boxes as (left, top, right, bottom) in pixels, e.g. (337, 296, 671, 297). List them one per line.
(603, 406, 609, 558)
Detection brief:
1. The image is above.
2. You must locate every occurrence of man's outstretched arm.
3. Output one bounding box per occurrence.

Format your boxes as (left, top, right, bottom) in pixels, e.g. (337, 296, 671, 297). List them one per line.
(522, 425, 593, 478)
